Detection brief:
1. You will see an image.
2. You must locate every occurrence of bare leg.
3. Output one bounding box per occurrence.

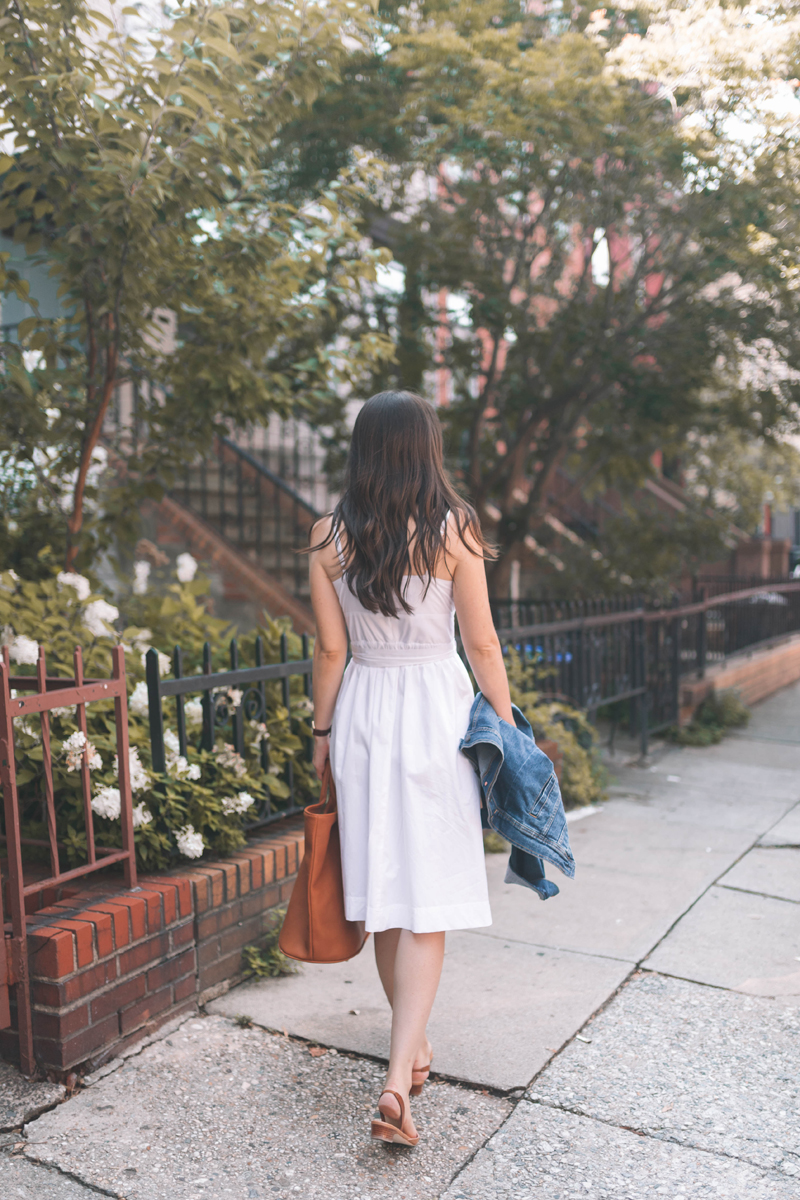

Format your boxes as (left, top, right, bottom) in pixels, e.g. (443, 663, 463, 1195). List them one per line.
(379, 929, 445, 1137)
(374, 928, 400, 1007)
(375, 928, 434, 1074)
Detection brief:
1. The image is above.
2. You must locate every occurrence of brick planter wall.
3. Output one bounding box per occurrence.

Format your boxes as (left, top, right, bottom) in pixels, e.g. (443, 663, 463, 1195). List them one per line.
(679, 631, 800, 724)
(0, 823, 304, 1079)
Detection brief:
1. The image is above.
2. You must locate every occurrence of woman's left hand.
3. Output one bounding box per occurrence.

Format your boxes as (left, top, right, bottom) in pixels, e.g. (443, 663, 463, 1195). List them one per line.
(312, 734, 330, 780)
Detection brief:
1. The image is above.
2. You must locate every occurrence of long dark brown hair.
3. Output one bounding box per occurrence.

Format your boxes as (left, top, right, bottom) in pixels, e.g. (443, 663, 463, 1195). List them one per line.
(311, 390, 494, 618)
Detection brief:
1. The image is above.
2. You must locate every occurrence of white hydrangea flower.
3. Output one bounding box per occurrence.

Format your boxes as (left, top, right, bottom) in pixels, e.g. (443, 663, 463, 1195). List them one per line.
(226, 688, 243, 709)
(184, 698, 203, 726)
(140, 649, 171, 676)
(9, 634, 39, 666)
(132, 629, 154, 651)
(164, 729, 181, 757)
(293, 696, 313, 714)
(17, 717, 40, 742)
(268, 763, 282, 776)
(171, 755, 202, 782)
(62, 730, 87, 770)
(174, 824, 204, 858)
(56, 571, 91, 602)
(132, 560, 151, 595)
(62, 729, 102, 772)
(250, 721, 270, 746)
(83, 599, 119, 638)
(50, 706, 74, 719)
(132, 803, 153, 828)
(214, 743, 247, 778)
(114, 746, 150, 792)
(91, 786, 121, 820)
(221, 791, 256, 816)
(176, 553, 198, 583)
(129, 681, 149, 716)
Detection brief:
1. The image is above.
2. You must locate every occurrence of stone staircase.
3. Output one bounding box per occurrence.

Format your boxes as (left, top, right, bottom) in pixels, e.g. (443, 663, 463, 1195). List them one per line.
(151, 425, 338, 632)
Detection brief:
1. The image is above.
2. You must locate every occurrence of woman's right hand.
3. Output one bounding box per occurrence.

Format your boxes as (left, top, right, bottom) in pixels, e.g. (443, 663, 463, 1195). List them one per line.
(312, 734, 330, 780)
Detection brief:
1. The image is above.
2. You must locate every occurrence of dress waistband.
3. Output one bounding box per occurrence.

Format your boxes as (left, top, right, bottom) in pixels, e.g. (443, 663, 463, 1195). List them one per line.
(350, 642, 458, 667)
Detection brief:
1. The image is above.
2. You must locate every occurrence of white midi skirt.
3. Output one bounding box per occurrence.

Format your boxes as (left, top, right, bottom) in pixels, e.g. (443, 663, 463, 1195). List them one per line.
(330, 654, 492, 934)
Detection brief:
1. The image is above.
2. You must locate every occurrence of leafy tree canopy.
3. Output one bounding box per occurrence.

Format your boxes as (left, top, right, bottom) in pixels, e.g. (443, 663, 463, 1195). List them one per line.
(0, 0, 392, 573)
(270, 0, 800, 594)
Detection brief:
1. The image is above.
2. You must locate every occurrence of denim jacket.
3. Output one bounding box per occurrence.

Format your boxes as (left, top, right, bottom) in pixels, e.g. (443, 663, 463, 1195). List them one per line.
(460, 693, 575, 900)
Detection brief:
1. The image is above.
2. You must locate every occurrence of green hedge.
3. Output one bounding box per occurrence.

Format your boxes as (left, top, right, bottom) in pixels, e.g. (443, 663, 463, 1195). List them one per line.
(0, 564, 315, 871)
(506, 653, 607, 809)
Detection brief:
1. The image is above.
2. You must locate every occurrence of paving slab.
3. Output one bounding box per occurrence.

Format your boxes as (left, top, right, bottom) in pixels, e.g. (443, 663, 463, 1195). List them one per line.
(645, 885, 800, 995)
(0, 1061, 65, 1131)
(760, 802, 800, 846)
(211, 931, 630, 1092)
(480, 806, 749, 962)
(730, 677, 800, 745)
(530, 972, 800, 1173)
(24, 1014, 509, 1200)
(441, 1101, 796, 1200)
(719, 846, 800, 903)
(0, 1149, 98, 1199)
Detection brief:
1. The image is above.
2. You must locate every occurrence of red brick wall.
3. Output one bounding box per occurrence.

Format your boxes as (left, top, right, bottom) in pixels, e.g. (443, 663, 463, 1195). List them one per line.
(0, 823, 304, 1079)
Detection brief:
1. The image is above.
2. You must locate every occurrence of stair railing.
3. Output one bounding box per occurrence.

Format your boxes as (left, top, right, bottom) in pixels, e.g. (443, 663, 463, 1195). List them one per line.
(179, 435, 324, 600)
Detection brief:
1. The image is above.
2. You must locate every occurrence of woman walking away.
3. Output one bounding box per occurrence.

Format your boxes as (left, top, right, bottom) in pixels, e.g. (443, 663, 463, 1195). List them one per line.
(308, 390, 513, 1148)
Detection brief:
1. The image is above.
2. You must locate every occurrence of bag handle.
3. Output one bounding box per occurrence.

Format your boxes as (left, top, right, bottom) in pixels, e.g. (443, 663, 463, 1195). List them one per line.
(319, 760, 337, 814)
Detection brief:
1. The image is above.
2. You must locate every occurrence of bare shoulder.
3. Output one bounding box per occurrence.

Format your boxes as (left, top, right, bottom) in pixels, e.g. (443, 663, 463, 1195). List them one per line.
(446, 509, 488, 568)
(309, 513, 342, 580)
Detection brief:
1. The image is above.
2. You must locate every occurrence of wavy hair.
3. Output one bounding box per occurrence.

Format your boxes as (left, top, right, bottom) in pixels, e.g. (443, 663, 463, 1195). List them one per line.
(311, 390, 494, 618)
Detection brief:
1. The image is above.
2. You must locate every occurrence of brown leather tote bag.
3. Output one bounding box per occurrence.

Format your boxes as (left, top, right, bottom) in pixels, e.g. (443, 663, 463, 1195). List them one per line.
(278, 762, 368, 964)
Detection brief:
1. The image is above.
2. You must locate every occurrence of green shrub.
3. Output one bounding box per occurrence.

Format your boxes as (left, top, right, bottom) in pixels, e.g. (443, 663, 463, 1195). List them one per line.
(0, 563, 315, 872)
(242, 917, 298, 979)
(670, 689, 750, 746)
(504, 652, 607, 809)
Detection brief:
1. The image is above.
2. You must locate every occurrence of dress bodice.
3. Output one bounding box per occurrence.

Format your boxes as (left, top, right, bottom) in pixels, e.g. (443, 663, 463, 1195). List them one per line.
(332, 574, 457, 666)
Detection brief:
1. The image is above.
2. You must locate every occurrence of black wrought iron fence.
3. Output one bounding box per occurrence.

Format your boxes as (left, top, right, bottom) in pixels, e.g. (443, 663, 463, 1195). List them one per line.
(144, 581, 800, 819)
(495, 580, 800, 754)
(145, 633, 314, 827)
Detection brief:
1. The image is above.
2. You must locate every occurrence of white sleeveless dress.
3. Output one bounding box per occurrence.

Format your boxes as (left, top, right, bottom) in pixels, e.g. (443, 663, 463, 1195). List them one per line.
(329, 530, 492, 934)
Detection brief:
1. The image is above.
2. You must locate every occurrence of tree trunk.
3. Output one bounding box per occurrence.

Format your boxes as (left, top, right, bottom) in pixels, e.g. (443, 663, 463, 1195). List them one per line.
(65, 344, 118, 570)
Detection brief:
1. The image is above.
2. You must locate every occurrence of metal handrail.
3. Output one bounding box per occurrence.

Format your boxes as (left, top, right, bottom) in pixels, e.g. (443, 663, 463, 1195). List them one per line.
(219, 435, 323, 520)
(177, 434, 324, 601)
(500, 580, 800, 641)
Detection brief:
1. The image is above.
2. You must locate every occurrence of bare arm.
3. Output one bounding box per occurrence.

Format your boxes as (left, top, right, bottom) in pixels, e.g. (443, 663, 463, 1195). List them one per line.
(309, 516, 349, 777)
(452, 535, 514, 725)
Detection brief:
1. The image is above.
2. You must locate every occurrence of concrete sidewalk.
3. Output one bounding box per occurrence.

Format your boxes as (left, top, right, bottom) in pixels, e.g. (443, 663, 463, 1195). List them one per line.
(3, 683, 799, 1199)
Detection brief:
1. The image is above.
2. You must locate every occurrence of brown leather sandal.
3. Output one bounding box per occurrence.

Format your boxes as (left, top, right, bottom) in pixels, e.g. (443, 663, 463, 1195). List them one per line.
(411, 1049, 433, 1096)
(371, 1090, 419, 1147)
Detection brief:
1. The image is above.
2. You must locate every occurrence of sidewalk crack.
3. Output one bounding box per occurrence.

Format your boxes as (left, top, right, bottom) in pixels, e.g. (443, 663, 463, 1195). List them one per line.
(6, 1145, 120, 1198)
(521, 1096, 794, 1177)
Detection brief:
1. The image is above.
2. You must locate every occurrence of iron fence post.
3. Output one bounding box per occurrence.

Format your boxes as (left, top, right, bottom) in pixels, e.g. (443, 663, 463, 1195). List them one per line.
(255, 635, 270, 773)
(638, 616, 649, 757)
(146, 647, 166, 774)
(201, 641, 214, 752)
(280, 633, 294, 804)
(697, 588, 708, 678)
(302, 632, 313, 762)
(174, 645, 187, 758)
(629, 617, 638, 737)
(574, 625, 585, 709)
(670, 610, 681, 726)
(230, 637, 245, 756)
